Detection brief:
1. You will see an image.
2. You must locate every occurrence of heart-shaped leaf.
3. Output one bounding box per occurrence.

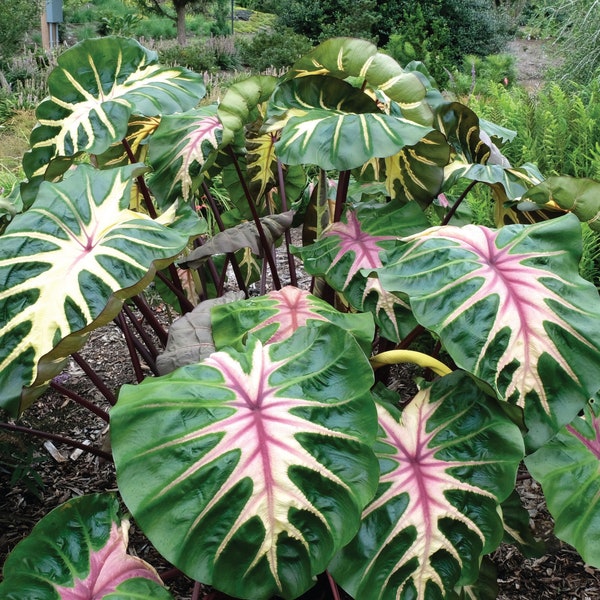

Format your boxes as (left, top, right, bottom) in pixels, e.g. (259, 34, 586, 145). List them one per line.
(268, 76, 432, 171)
(0, 163, 205, 416)
(22, 36, 205, 196)
(375, 214, 600, 450)
(111, 323, 379, 600)
(0, 493, 172, 599)
(331, 372, 524, 599)
(526, 397, 600, 566)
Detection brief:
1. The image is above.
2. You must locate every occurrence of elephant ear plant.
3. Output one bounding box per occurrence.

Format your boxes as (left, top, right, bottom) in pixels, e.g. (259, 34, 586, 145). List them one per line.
(1, 35, 600, 600)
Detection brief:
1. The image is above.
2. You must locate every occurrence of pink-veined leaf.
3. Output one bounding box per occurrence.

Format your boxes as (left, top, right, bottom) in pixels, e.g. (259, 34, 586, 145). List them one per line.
(330, 372, 524, 600)
(211, 286, 375, 355)
(525, 395, 600, 567)
(374, 215, 600, 450)
(111, 323, 379, 600)
(295, 201, 429, 341)
(0, 493, 173, 599)
(148, 106, 223, 208)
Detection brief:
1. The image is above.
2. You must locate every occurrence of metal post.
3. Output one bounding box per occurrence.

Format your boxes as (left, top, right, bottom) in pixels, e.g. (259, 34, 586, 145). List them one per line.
(231, 0, 234, 35)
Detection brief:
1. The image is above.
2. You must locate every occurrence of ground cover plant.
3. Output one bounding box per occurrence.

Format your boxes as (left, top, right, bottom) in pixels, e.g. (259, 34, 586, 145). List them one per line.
(1, 35, 600, 600)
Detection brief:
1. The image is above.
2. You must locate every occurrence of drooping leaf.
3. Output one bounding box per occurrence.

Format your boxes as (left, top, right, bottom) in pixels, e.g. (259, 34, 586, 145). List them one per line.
(521, 175, 600, 231)
(156, 290, 245, 375)
(452, 557, 499, 600)
(148, 106, 223, 208)
(381, 130, 451, 207)
(267, 75, 432, 171)
(500, 489, 545, 558)
(0, 493, 172, 599)
(0, 163, 205, 416)
(178, 210, 294, 268)
(525, 397, 600, 567)
(286, 37, 430, 124)
(111, 323, 379, 600)
(211, 286, 375, 355)
(374, 215, 600, 449)
(330, 371, 524, 600)
(22, 36, 205, 195)
(217, 75, 278, 146)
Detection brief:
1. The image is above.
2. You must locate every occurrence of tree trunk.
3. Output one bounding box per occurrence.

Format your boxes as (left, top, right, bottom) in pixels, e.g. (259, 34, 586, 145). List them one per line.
(175, 1, 187, 46)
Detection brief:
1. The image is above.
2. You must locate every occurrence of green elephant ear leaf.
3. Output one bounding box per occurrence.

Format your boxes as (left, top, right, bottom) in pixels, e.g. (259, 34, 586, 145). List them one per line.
(286, 37, 430, 123)
(111, 323, 379, 600)
(521, 175, 600, 231)
(217, 74, 278, 145)
(0, 493, 173, 599)
(330, 371, 523, 600)
(375, 214, 600, 450)
(525, 397, 600, 567)
(267, 75, 432, 171)
(22, 36, 205, 190)
(0, 163, 205, 416)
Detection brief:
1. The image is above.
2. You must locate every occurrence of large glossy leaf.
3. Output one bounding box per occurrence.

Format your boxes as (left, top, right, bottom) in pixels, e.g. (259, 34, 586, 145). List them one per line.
(268, 75, 432, 171)
(22, 36, 205, 184)
(211, 286, 375, 355)
(0, 163, 205, 416)
(111, 323, 379, 600)
(381, 130, 451, 207)
(147, 106, 222, 207)
(374, 215, 600, 450)
(0, 493, 173, 599)
(286, 38, 430, 124)
(525, 397, 600, 566)
(295, 201, 429, 341)
(330, 371, 524, 599)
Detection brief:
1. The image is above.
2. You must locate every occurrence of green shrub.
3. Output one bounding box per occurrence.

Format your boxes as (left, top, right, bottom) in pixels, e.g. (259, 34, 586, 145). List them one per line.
(158, 41, 218, 72)
(237, 29, 312, 71)
(133, 16, 177, 40)
(97, 13, 143, 36)
(384, 2, 452, 85)
(0, 0, 39, 64)
(444, 0, 513, 58)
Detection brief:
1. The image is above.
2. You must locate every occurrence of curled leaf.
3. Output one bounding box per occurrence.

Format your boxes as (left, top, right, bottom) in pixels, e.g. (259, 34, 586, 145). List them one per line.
(179, 210, 294, 268)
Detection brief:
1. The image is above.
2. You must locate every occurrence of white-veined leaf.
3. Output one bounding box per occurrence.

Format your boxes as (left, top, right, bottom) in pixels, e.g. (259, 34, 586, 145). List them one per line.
(0, 163, 205, 416)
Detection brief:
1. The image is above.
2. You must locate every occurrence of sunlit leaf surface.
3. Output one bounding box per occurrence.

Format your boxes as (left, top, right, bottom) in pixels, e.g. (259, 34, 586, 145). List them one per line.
(0, 163, 204, 416)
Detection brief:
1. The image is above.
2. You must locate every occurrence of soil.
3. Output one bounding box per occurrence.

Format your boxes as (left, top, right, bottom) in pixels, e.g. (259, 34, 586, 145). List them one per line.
(507, 37, 561, 92)
(1, 38, 598, 600)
